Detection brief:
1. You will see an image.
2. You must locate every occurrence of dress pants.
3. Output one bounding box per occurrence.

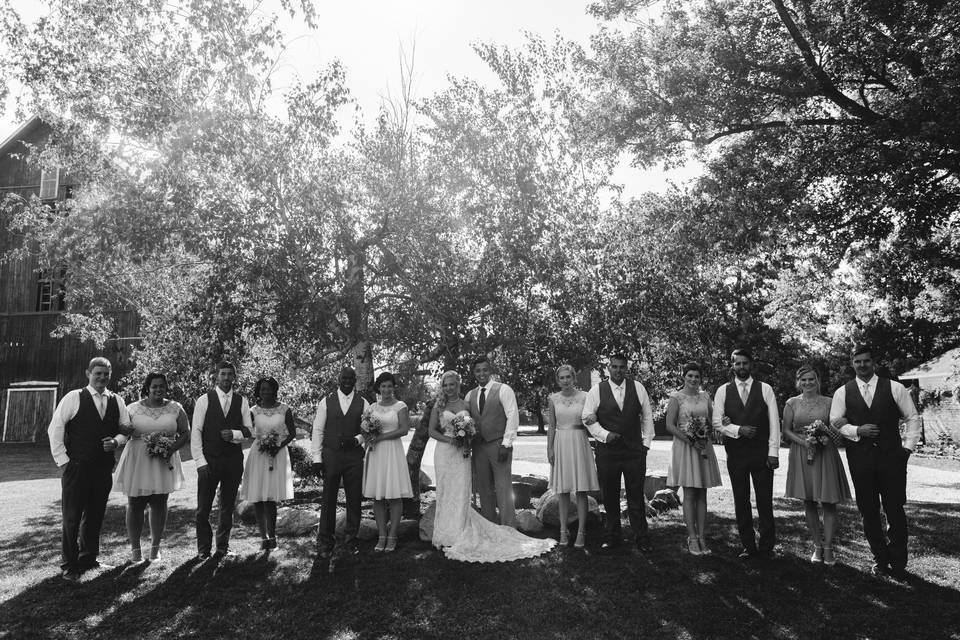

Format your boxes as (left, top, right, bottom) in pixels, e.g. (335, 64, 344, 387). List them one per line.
(595, 444, 648, 542)
(726, 447, 775, 552)
(472, 438, 516, 527)
(196, 453, 244, 554)
(847, 446, 909, 570)
(60, 459, 114, 571)
(317, 447, 364, 550)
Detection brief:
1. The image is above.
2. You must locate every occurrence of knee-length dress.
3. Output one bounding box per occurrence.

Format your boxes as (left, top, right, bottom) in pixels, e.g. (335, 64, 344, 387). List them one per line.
(240, 403, 294, 502)
(113, 400, 185, 497)
(666, 391, 722, 488)
(784, 395, 851, 504)
(362, 401, 414, 500)
(548, 391, 600, 494)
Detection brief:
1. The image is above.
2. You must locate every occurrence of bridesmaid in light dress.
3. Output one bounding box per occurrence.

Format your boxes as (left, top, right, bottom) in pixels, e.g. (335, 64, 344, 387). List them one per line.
(362, 372, 414, 552)
(665, 362, 722, 556)
(546, 364, 599, 549)
(782, 365, 851, 565)
(113, 373, 189, 563)
(240, 377, 296, 551)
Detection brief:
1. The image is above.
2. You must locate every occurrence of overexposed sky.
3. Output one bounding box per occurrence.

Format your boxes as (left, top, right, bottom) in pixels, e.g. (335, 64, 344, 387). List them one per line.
(0, 0, 696, 194)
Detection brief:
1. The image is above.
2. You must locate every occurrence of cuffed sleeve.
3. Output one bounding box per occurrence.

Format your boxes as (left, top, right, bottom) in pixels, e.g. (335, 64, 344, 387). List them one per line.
(311, 399, 327, 463)
(191, 394, 208, 468)
(499, 383, 520, 447)
(48, 390, 80, 467)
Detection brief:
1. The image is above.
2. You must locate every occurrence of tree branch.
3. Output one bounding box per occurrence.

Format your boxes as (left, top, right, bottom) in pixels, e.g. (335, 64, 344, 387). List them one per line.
(702, 117, 864, 143)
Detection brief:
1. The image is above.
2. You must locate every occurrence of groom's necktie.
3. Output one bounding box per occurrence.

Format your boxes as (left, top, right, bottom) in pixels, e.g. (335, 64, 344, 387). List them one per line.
(861, 382, 873, 407)
(739, 382, 749, 405)
(479, 387, 486, 413)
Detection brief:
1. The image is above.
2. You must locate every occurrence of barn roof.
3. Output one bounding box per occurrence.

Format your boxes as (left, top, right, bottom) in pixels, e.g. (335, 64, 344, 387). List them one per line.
(0, 115, 43, 157)
(900, 347, 960, 382)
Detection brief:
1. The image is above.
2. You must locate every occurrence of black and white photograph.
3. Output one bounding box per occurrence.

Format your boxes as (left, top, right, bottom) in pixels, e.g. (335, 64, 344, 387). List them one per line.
(0, 1, 958, 638)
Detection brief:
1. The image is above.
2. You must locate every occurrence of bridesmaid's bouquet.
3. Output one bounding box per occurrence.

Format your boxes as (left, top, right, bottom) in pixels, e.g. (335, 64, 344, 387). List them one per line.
(143, 432, 176, 470)
(258, 432, 283, 471)
(682, 417, 713, 459)
(801, 420, 832, 465)
(448, 414, 477, 458)
(360, 408, 383, 451)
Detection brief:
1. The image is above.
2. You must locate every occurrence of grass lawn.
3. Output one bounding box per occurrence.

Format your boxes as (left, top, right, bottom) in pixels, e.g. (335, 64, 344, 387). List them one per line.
(1, 442, 958, 640)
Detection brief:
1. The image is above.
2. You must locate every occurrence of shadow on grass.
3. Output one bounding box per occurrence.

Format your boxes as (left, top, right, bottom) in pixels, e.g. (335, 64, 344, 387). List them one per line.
(1, 497, 958, 640)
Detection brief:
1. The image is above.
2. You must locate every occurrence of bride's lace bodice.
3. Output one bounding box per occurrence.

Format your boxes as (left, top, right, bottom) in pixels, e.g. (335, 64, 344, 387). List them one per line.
(432, 410, 555, 562)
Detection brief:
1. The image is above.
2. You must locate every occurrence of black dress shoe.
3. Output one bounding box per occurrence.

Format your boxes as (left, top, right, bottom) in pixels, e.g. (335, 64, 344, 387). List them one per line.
(871, 564, 891, 578)
(197, 551, 212, 560)
(62, 569, 81, 583)
(316, 546, 332, 559)
(344, 540, 360, 555)
(738, 549, 758, 560)
(635, 538, 652, 553)
(888, 567, 910, 583)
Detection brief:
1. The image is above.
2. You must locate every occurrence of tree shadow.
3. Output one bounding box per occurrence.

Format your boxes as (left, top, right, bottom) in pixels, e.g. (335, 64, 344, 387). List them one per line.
(1, 497, 957, 639)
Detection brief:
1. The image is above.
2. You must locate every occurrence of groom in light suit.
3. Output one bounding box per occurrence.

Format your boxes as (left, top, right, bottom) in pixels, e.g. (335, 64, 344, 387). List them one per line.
(467, 356, 520, 527)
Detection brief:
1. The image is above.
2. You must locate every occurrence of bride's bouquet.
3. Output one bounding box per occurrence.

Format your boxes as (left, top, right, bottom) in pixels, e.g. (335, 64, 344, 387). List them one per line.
(447, 414, 477, 458)
(258, 431, 283, 470)
(143, 432, 176, 470)
(360, 408, 383, 451)
(681, 416, 713, 460)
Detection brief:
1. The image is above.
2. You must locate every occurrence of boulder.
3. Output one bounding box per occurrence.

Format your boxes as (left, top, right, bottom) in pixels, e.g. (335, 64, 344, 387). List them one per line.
(536, 490, 601, 526)
(519, 475, 549, 497)
(397, 519, 419, 539)
(643, 474, 668, 500)
(419, 502, 436, 541)
(512, 482, 533, 509)
(292, 488, 322, 503)
(235, 500, 257, 525)
(419, 470, 434, 491)
(515, 509, 543, 534)
(653, 488, 681, 509)
(275, 507, 321, 537)
(333, 511, 378, 541)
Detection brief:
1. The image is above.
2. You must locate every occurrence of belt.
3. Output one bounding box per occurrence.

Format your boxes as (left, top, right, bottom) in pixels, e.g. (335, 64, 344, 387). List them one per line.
(555, 425, 586, 431)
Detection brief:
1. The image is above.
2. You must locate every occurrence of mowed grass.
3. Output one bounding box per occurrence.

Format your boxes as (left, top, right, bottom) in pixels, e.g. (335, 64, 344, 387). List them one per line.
(1, 443, 958, 640)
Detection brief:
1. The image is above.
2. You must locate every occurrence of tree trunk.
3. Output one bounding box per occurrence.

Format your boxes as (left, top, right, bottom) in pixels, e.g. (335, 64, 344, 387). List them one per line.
(403, 399, 434, 519)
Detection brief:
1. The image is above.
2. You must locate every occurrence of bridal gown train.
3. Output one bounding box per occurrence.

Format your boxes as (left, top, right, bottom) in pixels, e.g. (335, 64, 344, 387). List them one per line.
(431, 410, 555, 562)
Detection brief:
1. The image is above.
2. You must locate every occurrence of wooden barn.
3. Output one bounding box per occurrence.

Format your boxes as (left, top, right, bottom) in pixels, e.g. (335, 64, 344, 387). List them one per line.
(0, 116, 139, 443)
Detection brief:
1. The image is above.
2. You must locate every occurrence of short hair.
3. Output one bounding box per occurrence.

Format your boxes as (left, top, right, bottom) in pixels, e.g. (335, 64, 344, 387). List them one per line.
(140, 372, 167, 397)
(339, 366, 357, 378)
(87, 356, 112, 371)
(608, 353, 628, 364)
(851, 344, 873, 359)
(253, 377, 279, 400)
(794, 364, 820, 391)
(374, 371, 396, 390)
(215, 360, 236, 373)
(681, 362, 702, 378)
(555, 364, 576, 379)
(472, 356, 491, 369)
(731, 348, 753, 362)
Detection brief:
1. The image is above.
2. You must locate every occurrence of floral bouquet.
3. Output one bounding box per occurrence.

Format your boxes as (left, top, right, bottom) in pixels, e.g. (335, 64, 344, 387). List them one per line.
(258, 431, 283, 471)
(360, 408, 383, 451)
(681, 416, 713, 459)
(801, 420, 832, 465)
(143, 432, 176, 470)
(447, 414, 477, 458)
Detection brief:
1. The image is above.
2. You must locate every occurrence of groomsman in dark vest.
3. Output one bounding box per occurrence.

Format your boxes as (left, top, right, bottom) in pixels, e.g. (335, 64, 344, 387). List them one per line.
(312, 367, 370, 556)
(467, 357, 521, 527)
(191, 361, 252, 559)
(712, 348, 781, 559)
(582, 354, 655, 552)
(830, 345, 920, 582)
(48, 357, 132, 582)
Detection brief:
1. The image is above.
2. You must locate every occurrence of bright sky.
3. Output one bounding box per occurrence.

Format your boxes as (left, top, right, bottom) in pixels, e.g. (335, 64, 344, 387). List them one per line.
(0, 0, 698, 195)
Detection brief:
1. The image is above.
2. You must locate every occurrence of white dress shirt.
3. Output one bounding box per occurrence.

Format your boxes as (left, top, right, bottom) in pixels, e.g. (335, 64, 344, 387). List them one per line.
(829, 375, 921, 450)
(473, 381, 520, 447)
(48, 385, 131, 467)
(581, 379, 656, 448)
(712, 377, 782, 457)
(311, 390, 370, 463)
(190, 388, 253, 468)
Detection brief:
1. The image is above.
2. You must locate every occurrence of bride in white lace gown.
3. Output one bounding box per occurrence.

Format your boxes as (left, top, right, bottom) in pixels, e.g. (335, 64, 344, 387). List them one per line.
(429, 371, 555, 562)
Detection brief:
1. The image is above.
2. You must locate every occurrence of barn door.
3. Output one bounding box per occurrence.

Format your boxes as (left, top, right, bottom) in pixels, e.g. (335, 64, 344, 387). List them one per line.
(3, 388, 57, 442)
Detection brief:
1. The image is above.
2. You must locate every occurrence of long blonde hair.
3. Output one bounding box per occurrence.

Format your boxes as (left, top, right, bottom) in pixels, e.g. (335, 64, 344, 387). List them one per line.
(436, 370, 462, 413)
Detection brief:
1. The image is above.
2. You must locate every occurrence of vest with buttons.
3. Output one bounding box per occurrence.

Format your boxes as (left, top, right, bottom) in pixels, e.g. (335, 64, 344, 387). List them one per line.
(843, 377, 901, 452)
(596, 380, 644, 449)
(473, 383, 508, 443)
(723, 380, 770, 455)
(64, 389, 121, 466)
(201, 391, 245, 458)
(322, 393, 364, 447)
